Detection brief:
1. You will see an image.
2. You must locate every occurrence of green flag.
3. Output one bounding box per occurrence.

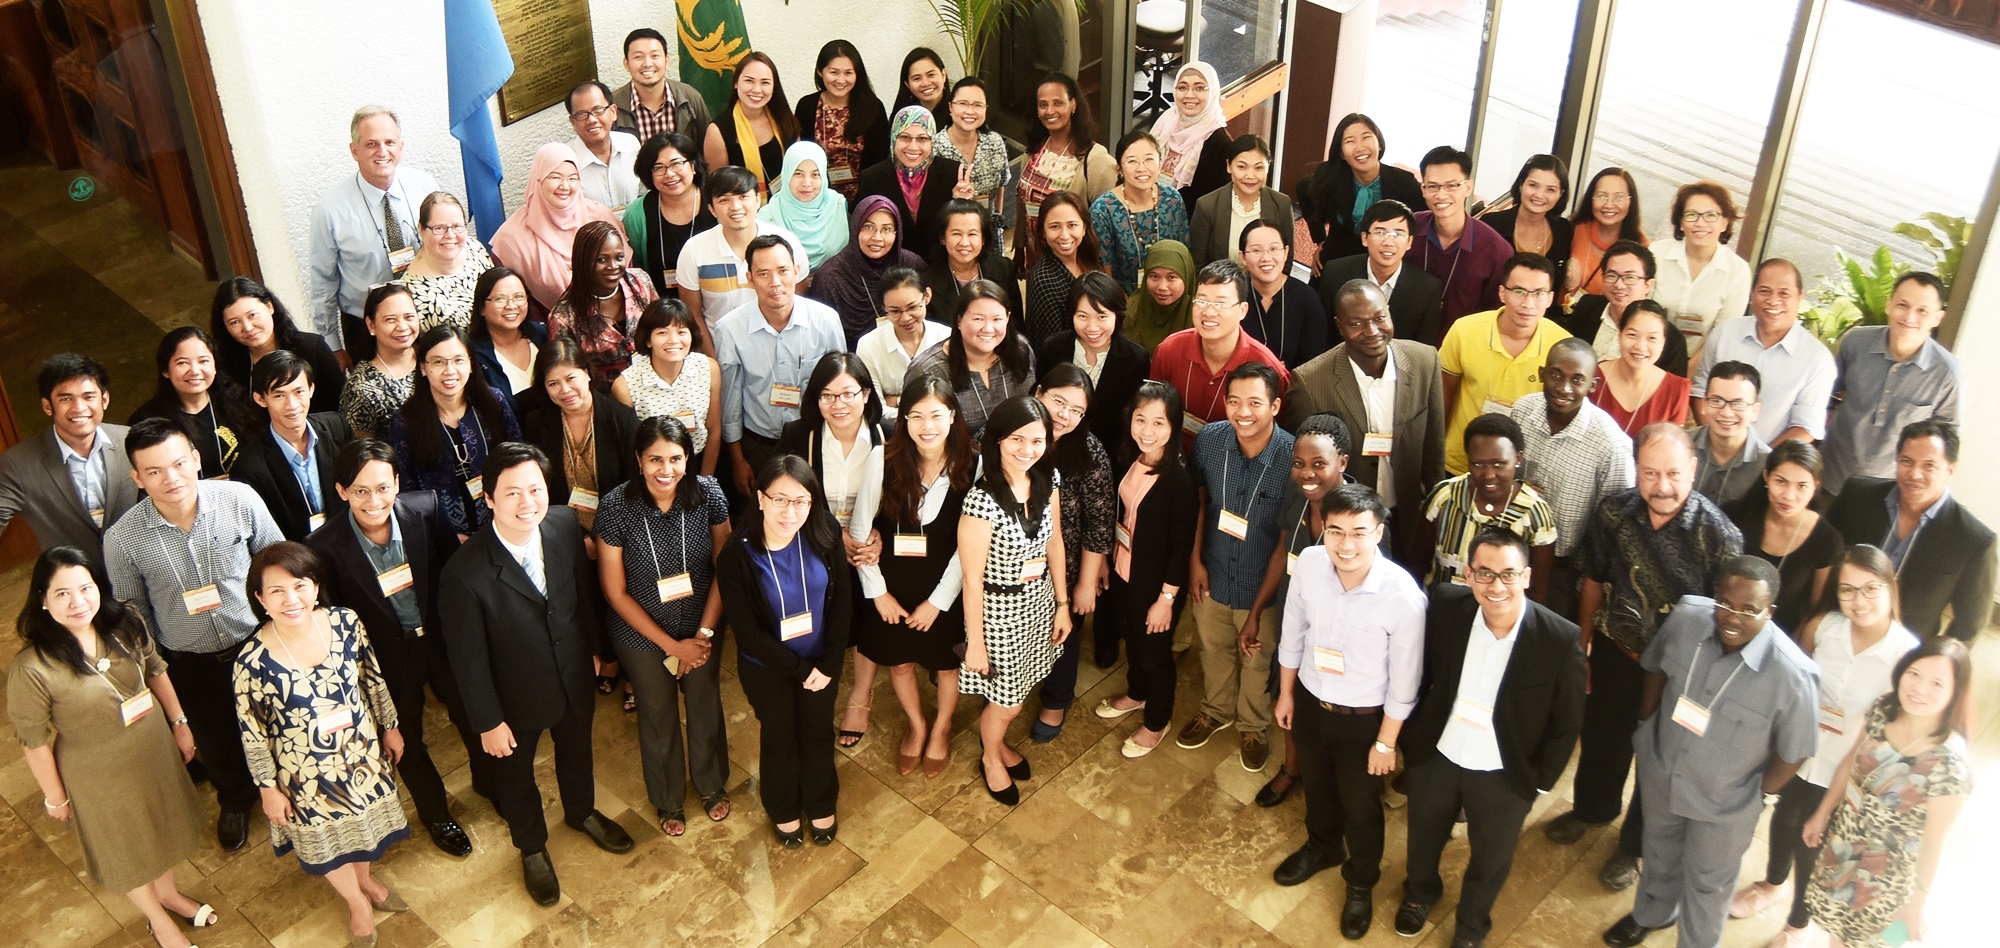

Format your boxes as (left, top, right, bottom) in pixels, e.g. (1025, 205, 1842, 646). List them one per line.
(676, 0, 751, 116)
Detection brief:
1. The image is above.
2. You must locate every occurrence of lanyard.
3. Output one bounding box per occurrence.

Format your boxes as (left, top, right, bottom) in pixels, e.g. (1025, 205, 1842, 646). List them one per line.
(268, 615, 328, 673)
(152, 523, 217, 591)
(355, 175, 412, 257)
(1219, 441, 1273, 517)
(1421, 226, 1465, 300)
(1253, 287, 1285, 361)
(1686, 639, 1747, 712)
(757, 538, 811, 621)
(1289, 500, 1318, 554)
(86, 638, 137, 702)
(641, 503, 689, 583)
(445, 409, 491, 474)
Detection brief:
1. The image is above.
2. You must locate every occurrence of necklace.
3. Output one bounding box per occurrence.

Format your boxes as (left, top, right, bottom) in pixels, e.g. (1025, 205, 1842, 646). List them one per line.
(593, 284, 620, 301)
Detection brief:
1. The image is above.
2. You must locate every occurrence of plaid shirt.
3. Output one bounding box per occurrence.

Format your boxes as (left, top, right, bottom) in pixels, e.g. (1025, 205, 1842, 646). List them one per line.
(1579, 489, 1742, 656)
(103, 481, 283, 653)
(626, 84, 675, 141)
(1190, 421, 1295, 609)
(1511, 393, 1635, 557)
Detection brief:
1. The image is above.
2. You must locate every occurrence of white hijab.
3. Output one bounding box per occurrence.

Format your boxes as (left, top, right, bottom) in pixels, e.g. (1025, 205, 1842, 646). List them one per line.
(1150, 62, 1228, 188)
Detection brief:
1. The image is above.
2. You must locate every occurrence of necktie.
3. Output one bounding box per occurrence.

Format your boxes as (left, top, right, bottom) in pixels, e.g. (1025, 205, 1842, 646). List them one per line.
(518, 550, 547, 596)
(382, 194, 407, 253)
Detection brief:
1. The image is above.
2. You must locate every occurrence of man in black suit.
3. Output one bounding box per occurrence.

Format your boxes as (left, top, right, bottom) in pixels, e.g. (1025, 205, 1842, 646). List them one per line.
(232, 350, 350, 540)
(440, 442, 632, 905)
(307, 439, 478, 857)
(1395, 530, 1586, 948)
(1317, 199, 1446, 347)
(1827, 418, 1996, 641)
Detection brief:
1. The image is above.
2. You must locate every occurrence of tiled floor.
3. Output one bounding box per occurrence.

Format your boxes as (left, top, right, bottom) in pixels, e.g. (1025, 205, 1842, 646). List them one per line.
(0, 152, 1995, 947)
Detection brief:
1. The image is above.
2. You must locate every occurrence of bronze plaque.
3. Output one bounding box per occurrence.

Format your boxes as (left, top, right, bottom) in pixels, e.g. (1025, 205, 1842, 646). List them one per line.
(494, 0, 597, 126)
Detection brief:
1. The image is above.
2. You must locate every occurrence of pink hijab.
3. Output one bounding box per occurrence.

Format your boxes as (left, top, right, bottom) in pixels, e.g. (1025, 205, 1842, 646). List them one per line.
(491, 143, 624, 308)
(1150, 61, 1228, 189)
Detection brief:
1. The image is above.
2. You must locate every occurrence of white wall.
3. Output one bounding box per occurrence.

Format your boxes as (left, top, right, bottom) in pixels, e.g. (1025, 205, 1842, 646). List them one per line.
(197, 0, 962, 308)
(1945, 238, 2000, 599)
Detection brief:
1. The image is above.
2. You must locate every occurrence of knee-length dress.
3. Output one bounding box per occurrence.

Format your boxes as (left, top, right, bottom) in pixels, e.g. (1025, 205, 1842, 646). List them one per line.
(958, 484, 1061, 706)
(855, 476, 969, 671)
(1805, 699, 1972, 946)
(7, 639, 203, 892)
(233, 607, 408, 874)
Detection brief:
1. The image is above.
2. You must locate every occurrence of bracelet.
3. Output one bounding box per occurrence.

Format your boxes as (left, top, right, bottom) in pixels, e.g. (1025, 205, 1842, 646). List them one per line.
(43, 798, 68, 809)
(171, 715, 189, 727)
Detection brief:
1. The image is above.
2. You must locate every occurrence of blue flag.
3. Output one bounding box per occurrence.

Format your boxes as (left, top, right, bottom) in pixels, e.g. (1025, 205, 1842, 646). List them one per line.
(445, 0, 515, 244)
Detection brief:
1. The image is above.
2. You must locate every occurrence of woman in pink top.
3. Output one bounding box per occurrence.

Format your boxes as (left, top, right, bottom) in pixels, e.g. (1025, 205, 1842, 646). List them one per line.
(491, 143, 625, 313)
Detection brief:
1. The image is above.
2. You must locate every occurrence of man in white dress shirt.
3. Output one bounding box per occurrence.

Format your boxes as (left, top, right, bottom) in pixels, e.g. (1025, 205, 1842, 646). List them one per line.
(308, 105, 442, 366)
(564, 80, 643, 211)
(1689, 259, 1833, 446)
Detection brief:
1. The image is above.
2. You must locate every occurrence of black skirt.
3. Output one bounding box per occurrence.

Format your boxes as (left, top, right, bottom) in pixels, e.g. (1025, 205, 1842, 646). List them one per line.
(855, 489, 968, 671)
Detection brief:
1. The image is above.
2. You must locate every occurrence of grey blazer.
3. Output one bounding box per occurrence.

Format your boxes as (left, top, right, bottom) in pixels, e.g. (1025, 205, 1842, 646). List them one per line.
(0, 425, 140, 556)
(1187, 185, 1294, 267)
(610, 79, 715, 147)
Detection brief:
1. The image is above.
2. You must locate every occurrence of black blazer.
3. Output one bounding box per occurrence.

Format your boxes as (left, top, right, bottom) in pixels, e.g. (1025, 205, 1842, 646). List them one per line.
(218, 333, 346, 417)
(1035, 331, 1150, 451)
(795, 91, 891, 173)
(1402, 585, 1587, 801)
(1114, 456, 1197, 598)
(1303, 164, 1425, 262)
(438, 507, 605, 733)
(715, 533, 851, 679)
(305, 491, 458, 645)
(1481, 209, 1574, 297)
(1317, 253, 1447, 348)
(1828, 477, 1998, 642)
(855, 156, 964, 263)
(1556, 296, 1691, 378)
(1176, 128, 1237, 210)
(522, 393, 639, 508)
(230, 412, 352, 540)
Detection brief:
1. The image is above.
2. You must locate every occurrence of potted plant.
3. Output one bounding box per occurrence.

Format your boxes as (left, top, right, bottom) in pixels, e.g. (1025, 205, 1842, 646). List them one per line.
(1800, 213, 1968, 348)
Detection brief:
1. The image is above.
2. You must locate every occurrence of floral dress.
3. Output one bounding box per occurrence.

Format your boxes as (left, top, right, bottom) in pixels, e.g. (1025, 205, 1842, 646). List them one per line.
(547, 267, 659, 384)
(619, 352, 713, 454)
(1090, 186, 1189, 291)
(1805, 699, 1972, 946)
(233, 607, 408, 874)
(405, 242, 495, 332)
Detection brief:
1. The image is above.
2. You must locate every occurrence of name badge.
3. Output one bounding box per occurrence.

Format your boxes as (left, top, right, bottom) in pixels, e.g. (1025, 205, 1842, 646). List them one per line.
(569, 487, 600, 512)
(657, 572, 694, 602)
(90, 507, 106, 527)
(1020, 557, 1047, 583)
(829, 166, 855, 184)
(780, 611, 814, 641)
(465, 475, 484, 500)
(120, 689, 156, 726)
(1479, 397, 1513, 417)
(1816, 704, 1845, 736)
(1286, 551, 1297, 576)
(1114, 523, 1132, 551)
(376, 562, 414, 597)
(1023, 202, 1041, 221)
(894, 533, 928, 557)
(1182, 411, 1206, 436)
(1671, 695, 1712, 737)
(1363, 432, 1394, 457)
(315, 705, 355, 737)
(670, 410, 699, 430)
(771, 384, 802, 408)
(1218, 509, 1249, 540)
(308, 512, 327, 532)
(388, 245, 416, 276)
(1451, 699, 1493, 730)
(1313, 647, 1345, 675)
(182, 584, 223, 616)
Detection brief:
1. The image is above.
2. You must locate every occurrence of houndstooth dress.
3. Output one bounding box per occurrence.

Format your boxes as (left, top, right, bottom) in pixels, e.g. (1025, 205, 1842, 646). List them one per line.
(957, 484, 1061, 707)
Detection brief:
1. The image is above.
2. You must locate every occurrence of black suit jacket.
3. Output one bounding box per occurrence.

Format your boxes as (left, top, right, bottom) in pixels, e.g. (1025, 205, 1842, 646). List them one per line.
(305, 491, 458, 648)
(1828, 478, 1998, 641)
(522, 394, 639, 509)
(1402, 585, 1587, 801)
(230, 412, 352, 540)
(1305, 164, 1425, 262)
(856, 156, 964, 264)
(1317, 254, 1446, 348)
(439, 507, 605, 733)
(1115, 456, 1197, 597)
(1036, 331, 1150, 451)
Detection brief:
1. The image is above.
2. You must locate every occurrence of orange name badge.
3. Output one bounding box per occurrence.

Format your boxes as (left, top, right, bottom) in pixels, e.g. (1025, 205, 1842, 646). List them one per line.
(780, 611, 814, 641)
(894, 533, 928, 557)
(1363, 433, 1393, 457)
(1182, 411, 1206, 436)
(465, 475, 484, 500)
(1218, 509, 1249, 540)
(1451, 699, 1493, 730)
(315, 705, 354, 737)
(657, 572, 694, 602)
(569, 487, 600, 512)
(376, 562, 415, 598)
(1313, 647, 1345, 675)
(1114, 523, 1132, 552)
(1816, 704, 1845, 736)
(1671, 695, 1711, 737)
(182, 584, 223, 616)
(771, 384, 802, 409)
(1020, 557, 1047, 583)
(120, 690, 156, 726)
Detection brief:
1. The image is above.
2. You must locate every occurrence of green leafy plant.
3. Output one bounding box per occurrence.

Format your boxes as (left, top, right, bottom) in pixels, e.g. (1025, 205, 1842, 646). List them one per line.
(1890, 212, 1971, 290)
(1800, 213, 1967, 348)
(926, 0, 1087, 79)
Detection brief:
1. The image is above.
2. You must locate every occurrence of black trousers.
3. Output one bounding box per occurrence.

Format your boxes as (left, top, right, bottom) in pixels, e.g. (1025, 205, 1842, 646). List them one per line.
(1575, 642, 1646, 857)
(161, 640, 257, 812)
(1403, 754, 1538, 940)
(1294, 695, 1386, 886)
(1110, 574, 1182, 733)
(374, 629, 484, 826)
(486, 698, 597, 853)
(1763, 773, 1823, 928)
(738, 657, 839, 825)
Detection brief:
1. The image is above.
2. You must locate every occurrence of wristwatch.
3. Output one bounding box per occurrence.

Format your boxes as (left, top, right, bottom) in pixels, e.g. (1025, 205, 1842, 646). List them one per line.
(170, 715, 190, 727)
(1373, 741, 1396, 755)
(697, 627, 716, 640)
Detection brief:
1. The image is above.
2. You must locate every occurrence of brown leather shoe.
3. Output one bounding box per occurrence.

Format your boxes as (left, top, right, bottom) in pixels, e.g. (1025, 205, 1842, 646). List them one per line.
(1239, 732, 1270, 772)
(1175, 714, 1230, 749)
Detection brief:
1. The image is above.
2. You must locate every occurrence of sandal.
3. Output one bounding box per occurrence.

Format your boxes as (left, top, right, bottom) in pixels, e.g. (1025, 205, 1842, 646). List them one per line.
(702, 791, 731, 822)
(172, 903, 219, 928)
(622, 691, 637, 713)
(596, 675, 617, 695)
(836, 701, 870, 748)
(659, 813, 686, 837)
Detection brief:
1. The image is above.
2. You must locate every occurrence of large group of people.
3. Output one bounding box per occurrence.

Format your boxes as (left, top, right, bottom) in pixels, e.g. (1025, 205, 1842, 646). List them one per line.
(0, 27, 1988, 948)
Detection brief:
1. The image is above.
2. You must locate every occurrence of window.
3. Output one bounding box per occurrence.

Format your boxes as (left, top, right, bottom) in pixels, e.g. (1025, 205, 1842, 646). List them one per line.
(1761, 1, 2000, 286)
(1360, 1, 1487, 170)
(1470, 0, 1583, 198)
(1196, 0, 1288, 90)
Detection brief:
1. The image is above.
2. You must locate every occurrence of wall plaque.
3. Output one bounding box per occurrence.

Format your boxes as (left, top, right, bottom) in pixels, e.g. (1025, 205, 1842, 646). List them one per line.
(494, 0, 596, 126)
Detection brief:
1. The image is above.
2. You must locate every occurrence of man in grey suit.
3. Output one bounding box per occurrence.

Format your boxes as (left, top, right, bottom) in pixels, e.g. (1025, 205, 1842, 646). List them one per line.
(0, 353, 139, 557)
(1317, 200, 1447, 347)
(1283, 281, 1447, 572)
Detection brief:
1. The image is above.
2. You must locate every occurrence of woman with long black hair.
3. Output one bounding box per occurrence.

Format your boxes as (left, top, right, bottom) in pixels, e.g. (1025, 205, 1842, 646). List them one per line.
(523, 337, 639, 535)
(386, 326, 521, 536)
(210, 276, 345, 415)
(1293, 113, 1423, 272)
(905, 280, 1038, 441)
(127, 326, 255, 480)
(795, 39, 889, 202)
(1026, 363, 1114, 744)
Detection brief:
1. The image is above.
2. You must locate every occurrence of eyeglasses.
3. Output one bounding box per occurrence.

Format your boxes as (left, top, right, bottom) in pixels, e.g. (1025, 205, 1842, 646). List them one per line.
(653, 157, 693, 174)
(1604, 271, 1648, 286)
(1420, 180, 1466, 194)
(902, 409, 955, 426)
(569, 104, 613, 122)
(1322, 526, 1379, 543)
(1190, 298, 1239, 311)
(760, 493, 813, 511)
(818, 390, 866, 405)
(425, 223, 467, 236)
(1469, 568, 1526, 585)
(344, 485, 399, 501)
(1503, 287, 1555, 303)
(425, 357, 470, 370)
(488, 293, 529, 307)
(1041, 396, 1084, 419)
(1681, 210, 1726, 223)
(1592, 192, 1632, 205)
(858, 221, 897, 237)
(1837, 582, 1889, 601)
(543, 173, 582, 186)
(1713, 603, 1769, 622)
(883, 303, 926, 319)
(1364, 228, 1408, 241)
(895, 133, 934, 146)
(1703, 395, 1757, 413)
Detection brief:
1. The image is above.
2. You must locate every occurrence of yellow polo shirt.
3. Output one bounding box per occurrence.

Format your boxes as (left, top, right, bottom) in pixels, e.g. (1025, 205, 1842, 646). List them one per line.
(1438, 309, 1572, 474)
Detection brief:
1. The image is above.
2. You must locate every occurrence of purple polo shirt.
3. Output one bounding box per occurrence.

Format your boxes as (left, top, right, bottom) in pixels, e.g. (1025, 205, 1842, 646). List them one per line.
(1408, 211, 1513, 334)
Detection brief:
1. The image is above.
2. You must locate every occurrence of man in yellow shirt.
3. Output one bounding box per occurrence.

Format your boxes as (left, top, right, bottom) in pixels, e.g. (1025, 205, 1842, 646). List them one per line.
(1439, 254, 1571, 473)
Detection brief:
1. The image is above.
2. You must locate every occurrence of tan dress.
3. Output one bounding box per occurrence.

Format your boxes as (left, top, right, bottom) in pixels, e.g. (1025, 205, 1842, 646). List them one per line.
(7, 638, 202, 891)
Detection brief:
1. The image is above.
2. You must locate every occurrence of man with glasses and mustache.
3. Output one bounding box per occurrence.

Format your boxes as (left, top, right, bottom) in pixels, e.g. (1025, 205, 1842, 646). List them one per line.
(1438, 253, 1572, 475)
(564, 80, 643, 211)
(1316, 199, 1445, 347)
(1689, 361, 1771, 509)
(1546, 423, 1742, 893)
(309, 105, 442, 367)
(1406, 146, 1511, 332)
(1603, 556, 1818, 948)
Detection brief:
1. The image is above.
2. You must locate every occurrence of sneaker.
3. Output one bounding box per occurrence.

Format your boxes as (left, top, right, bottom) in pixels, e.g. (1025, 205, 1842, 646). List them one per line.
(1599, 853, 1642, 891)
(1240, 733, 1269, 772)
(1730, 881, 1788, 919)
(1175, 714, 1230, 749)
(1544, 810, 1605, 845)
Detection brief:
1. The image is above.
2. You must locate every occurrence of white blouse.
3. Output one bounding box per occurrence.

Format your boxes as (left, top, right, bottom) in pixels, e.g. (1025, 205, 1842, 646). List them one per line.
(850, 467, 966, 607)
(620, 352, 714, 453)
(1651, 238, 1752, 350)
(496, 341, 537, 396)
(1802, 614, 1921, 787)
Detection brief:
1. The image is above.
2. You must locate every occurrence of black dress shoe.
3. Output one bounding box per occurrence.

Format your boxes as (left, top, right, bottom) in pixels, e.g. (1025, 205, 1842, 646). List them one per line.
(1394, 899, 1434, 936)
(568, 811, 634, 854)
(984, 775, 1020, 806)
(809, 820, 838, 846)
(1272, 844, 1346, 886)
(1602, 914, 1661, 947)
(1341, 885, 1374, 940)
(1004, 757, 1031, 781)
(426, 819, 474, 858)
(775, 825, 805, 848)
(216, 809, 249, 852)
(1254, 769, 1300, 808)
(521, 850, 560, 906)
(1449, 931, 1485, 948)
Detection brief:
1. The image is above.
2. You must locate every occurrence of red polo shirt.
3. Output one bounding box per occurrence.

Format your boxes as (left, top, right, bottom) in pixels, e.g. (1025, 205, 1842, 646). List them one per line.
(1148, 328, 1291, 442)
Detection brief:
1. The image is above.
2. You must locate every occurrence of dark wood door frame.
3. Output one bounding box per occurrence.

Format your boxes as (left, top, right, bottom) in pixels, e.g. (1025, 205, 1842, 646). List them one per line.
(158, 0, 257, 280)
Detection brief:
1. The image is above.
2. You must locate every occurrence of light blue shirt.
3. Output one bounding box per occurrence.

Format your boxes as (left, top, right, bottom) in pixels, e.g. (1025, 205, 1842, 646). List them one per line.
(1690, 316, 1836, 442)
(55, 428, 108, 525)
(272, 424, 322, 514)
(1881, 486, 1950, 569)
(715, 295, 846, 442)
(308, 166, 443, 347)
(1278, 548, 1427, 719)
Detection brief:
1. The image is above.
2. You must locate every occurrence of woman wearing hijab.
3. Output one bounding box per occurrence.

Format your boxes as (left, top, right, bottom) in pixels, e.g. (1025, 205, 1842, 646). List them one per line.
(759, 141, 849, 270)
(808, 195, 927, 349)
(856, 107, 975, 265)
(1123, 240, 1195, 352)
(1151, 62, 1232, 207)
(491, 143, 625, 314)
